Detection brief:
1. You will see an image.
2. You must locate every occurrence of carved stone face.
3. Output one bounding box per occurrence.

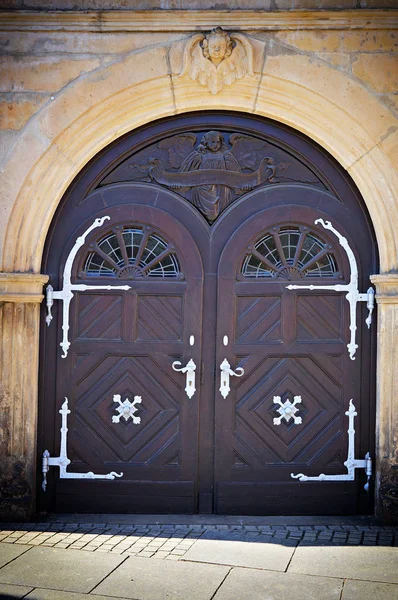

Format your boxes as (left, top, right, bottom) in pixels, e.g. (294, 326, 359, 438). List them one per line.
(207, 33, 228, 65)
(204, 133, 223, 152)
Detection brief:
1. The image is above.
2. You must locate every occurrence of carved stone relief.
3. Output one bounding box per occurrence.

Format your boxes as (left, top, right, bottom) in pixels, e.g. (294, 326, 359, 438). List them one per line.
(179, 27, 254, 95)
(99, 130, 326, 224)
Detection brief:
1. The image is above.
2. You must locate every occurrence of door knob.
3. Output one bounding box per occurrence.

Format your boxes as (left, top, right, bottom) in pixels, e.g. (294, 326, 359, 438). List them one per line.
(219, 358, 244, 399)
(172, 359, 196, 399)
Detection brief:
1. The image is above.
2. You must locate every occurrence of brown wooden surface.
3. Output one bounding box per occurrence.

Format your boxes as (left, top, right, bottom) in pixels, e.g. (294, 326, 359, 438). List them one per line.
(39, 112, 377, 515)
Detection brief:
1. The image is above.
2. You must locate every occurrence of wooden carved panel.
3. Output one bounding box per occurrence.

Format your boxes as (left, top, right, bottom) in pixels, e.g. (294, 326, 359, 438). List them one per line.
(99, 131, 327, 224)
(136, 295, 184, 341)
(296, 294, 343, 342)
(75, 293, 123, 341)
(236, 296, 281, 343)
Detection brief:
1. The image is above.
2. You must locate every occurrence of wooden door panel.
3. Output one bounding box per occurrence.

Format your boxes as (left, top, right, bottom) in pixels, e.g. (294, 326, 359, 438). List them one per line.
(214, 201, 369, 515)
(136, 295, 184, 341)
(296, 294, 343, 342)
(75, 293, 124, 341)
(69, 354, 181, 465)
(44, 201, 204, 513)
(230, 355, 343, 467)
(236, 296, 282, 343)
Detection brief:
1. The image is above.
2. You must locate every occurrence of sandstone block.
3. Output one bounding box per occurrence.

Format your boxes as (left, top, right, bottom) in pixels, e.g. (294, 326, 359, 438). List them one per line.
(276, 31, 398, 54)
(0, 56, 102, 93)
(352, 54, 398, 93)
(0, 94, 49, 130)
(263, 54, 397, 148)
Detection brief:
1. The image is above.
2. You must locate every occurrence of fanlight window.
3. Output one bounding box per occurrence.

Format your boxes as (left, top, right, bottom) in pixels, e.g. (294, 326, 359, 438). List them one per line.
(83, 226, 181, 279)
(242, 226, 338, 280)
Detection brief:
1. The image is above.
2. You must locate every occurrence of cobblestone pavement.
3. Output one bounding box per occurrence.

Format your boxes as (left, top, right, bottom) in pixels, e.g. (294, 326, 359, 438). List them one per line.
(0, 522, 396, 560)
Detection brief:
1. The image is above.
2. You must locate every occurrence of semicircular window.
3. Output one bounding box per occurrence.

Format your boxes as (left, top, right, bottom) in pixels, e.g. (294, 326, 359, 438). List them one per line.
(242, 226, 339, 280)
(82, 226, 181, 279)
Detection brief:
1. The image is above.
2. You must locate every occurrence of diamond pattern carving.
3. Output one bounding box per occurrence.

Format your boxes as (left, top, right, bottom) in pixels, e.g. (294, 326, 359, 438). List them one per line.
(70, 354, 181, 465)
(234, 356, 342, 465)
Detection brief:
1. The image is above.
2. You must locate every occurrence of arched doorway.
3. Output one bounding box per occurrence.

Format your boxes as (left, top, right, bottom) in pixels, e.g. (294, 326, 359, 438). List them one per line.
(38, 112, 377, 515)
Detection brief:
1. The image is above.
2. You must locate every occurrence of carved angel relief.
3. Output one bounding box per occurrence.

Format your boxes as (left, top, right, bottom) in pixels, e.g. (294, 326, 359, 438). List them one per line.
(99, 129, 325, 224)
(144, 131, 286, 222)
(180, 27, 254, 94)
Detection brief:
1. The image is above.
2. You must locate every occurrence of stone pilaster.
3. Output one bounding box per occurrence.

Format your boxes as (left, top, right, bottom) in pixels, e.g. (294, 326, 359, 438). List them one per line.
(371, 273, 398, 524)
(0, 273, 48, 521)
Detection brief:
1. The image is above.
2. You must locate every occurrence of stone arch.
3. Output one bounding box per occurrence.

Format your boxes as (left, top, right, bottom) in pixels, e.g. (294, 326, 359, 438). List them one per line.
(1, 43, 397, 273)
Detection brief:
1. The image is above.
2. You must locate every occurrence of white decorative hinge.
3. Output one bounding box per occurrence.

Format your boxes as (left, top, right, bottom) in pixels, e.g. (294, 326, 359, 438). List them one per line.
(273, 395, 302, 425)
(42, 398, 123, 491)
(112, 394, 142, 424)
(219, 358, 244, 399)
(291, 399, 372, 492)
(45, 216, 131, 358)
(286, 218, 375, 360)
(172, 358, 196, 399)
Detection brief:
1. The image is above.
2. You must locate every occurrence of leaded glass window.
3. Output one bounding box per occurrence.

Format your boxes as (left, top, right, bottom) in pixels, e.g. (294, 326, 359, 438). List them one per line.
(242, 226, 338, 280)
(83, 226, 181, 279)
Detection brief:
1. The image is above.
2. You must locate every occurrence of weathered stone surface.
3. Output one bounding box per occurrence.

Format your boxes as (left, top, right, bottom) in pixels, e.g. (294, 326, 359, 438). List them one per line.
(353, 54, 398, 92)
(213, 568, 342, 600)
(0, 31, 187, 56)
(182, 531, 296, 570)
(0, 542, 31, 568)
(0, 93, 49, 130)
(0, 56, 102, 93)
(0, 546, 126, 592)
(0, 1, 366, 9)
(0, 584, 33, 598)
(342, 579, 398, 600)
(289, 545, 398, 583)
(94, 555, 230, 600)
(24, 590, 123, 600)
(276, 30, 398, 53)
(0, 276, 47, 520)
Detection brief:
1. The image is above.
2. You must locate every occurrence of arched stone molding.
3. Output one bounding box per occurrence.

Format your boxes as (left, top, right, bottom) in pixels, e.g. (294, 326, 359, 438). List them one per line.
(0, 43, 397, 273)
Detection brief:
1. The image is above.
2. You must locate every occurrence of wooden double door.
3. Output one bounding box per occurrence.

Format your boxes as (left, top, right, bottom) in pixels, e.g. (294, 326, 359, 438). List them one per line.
(39, 113, 376, 515)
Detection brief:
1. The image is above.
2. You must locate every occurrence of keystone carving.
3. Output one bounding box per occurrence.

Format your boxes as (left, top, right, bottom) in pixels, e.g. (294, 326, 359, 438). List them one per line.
(179, 27, 254, 94)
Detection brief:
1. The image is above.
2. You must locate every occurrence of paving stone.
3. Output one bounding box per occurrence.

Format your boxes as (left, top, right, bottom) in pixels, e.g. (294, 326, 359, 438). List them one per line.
(289, 545, 398, 583)
(182, 531, 296, 571)
(0, 546, 126, 593)
(0, 583, 33, 598)
(94, 555, 230, 600)
(0, 542, 31, 568)
(213, 567, 342, 600)
(24, 589, 122, 600)
(342, 579, 398, 599)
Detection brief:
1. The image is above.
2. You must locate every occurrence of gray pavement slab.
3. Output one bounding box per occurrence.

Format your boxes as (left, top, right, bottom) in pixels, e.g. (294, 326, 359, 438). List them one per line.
(0, 583, 33, 599)
(182, 531, 296, 570)
(0, 543, 31, 569)
(93, 555, 230, 600)
(0, 546, 126, 593)
(213, 567, 343, 600)
(289, 545, 398, 583)
(342, 580, 398, 600)
(23, 589, 123, 600)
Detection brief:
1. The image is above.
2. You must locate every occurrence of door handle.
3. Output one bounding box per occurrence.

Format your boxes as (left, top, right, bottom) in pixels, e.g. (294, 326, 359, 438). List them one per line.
(172, 359, 196, 399)
(219, 358, 244, 399)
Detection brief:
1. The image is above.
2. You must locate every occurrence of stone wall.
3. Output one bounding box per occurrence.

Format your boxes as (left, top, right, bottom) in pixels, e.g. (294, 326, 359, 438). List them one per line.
(1, 1, 397, 9)
(0, 8, 397, 520)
